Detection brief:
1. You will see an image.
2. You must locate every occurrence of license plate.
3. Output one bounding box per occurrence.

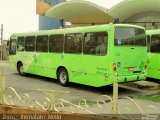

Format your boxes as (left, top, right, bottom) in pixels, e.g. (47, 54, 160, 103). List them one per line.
(128, 67, 134, 71)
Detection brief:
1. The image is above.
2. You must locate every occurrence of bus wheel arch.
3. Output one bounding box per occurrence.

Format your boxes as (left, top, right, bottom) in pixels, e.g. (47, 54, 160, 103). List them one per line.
(56, 66, 69, 86)
(17, 61, 25, 76)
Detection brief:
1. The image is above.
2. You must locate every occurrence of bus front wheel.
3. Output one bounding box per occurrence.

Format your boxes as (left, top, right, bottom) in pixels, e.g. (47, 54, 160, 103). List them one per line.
(57, 68, 69, 86)
(17, 63, 25, 76)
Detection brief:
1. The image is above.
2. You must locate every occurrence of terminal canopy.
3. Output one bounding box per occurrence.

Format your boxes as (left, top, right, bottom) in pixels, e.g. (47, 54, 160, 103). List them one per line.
(108, 0, 160, 22)
(45, 0, 160, 25)
(45, 1, 114, 25)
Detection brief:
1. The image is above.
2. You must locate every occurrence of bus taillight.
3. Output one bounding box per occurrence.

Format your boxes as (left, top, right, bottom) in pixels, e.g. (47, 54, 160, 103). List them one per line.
(113, 63, 117, 71)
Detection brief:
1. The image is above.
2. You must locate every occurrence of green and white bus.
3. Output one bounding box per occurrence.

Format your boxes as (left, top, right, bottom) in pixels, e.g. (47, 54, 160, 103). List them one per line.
(9, 24, 147, 87)
(146, 29, 160, 80)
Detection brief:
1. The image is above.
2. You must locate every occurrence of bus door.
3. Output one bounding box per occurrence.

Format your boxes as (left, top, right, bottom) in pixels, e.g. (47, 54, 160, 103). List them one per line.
(82, 32, 109, 87)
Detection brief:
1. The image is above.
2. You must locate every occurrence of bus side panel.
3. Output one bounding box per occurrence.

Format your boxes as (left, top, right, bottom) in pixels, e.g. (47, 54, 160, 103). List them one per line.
(9, 56, 17, 70)
(147, 53, 160, 79)
(33, 53, 51, 77)
(61, 54, 84, 83)
(51, 53, 69, 79)
(82, 55, 109, 87)
(28, 53, 61, 79)
(18, 52, 37, 74)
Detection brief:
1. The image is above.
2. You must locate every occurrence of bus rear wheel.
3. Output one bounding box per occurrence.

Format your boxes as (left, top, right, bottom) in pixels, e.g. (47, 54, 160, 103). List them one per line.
(17, 63, 25, 76)
(57, 68, 69, 86)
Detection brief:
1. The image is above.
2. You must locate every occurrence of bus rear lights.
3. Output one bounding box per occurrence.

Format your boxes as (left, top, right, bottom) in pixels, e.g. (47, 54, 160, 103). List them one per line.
(114, 67, 117, 71)
(113, 63, 117, 71)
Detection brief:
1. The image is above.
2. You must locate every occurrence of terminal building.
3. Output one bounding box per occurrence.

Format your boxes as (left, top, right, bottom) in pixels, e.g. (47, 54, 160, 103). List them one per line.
(37, 0, 160, 30)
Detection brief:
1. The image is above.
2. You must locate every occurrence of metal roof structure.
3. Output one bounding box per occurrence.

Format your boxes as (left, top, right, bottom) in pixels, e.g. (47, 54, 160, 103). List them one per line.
(45, 1, 114, 24)
(108, 0, 160, 22)
(44, 0, 160, 24)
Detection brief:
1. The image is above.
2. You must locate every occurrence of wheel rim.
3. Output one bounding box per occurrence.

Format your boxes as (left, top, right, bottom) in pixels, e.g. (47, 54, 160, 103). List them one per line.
(60, 71, 67, 84)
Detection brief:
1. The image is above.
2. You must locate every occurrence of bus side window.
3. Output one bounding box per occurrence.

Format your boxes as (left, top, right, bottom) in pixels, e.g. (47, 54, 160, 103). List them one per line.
(17, 37, 25, 51)
(25, 36, 36, 52)
(83, 32, 108, 55)
(36, 35, 48, 52)
(147, 35, 151, 52)
(49, 34, 64, 53)
(150, 34, 160, 53)
(9, 39, 17, 55)
(64, 33, 82, 54)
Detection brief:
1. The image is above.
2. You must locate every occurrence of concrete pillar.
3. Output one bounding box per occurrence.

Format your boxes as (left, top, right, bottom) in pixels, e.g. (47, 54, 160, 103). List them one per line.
(113, 78, 118, 114)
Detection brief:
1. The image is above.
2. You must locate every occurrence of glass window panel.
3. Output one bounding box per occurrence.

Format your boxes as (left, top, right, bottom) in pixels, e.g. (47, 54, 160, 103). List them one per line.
(64, 33, 82, 54)
(36, 35, 48, 52)
(17, 37, 25, 51)
(25, 36, 36, 52)
(49, 34, 64, 53)
(83, 32, 108, 55)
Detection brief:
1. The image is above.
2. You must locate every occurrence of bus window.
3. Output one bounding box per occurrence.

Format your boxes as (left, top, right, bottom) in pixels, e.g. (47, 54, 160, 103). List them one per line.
(150, 34, 160, 53)
(17, 37, 25, 51)
(147, 35, 150, 52)
(64, 33, 82, 54)
(25, 36, 36, 52)
(49, 34, 64, 53)
(36, 35, 48, 52)
(83, 32, 108, 55)
(115, 28, 146, 46)
(147, 35, 151, 45)
(9, 39, 17, 55)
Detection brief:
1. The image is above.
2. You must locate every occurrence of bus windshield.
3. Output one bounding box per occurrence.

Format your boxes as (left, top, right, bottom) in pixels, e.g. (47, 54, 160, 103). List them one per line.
(114, 27, 146, 46)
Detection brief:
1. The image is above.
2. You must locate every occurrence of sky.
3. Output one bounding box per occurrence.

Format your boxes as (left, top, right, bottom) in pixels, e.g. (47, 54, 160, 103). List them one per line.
(0, 0, 123, 40)
(0, 0, 38, 40)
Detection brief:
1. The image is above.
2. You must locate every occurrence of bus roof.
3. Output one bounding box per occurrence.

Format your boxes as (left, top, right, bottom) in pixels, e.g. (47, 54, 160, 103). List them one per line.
(11, 23, 145, 38)
(146, 29, 160, 35)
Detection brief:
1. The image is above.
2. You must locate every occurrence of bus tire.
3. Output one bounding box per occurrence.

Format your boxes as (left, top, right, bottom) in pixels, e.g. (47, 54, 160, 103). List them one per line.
(17, 63, 25, 76)
(57, 68, 69, 86)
